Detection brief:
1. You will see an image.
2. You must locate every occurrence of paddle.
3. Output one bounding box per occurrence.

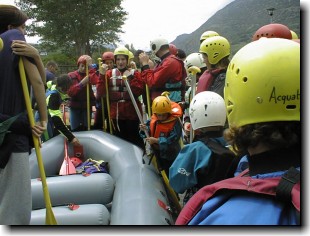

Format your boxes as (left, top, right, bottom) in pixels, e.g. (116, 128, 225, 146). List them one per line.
(59, 104, 76, 175)
(18, 57, 57, 225)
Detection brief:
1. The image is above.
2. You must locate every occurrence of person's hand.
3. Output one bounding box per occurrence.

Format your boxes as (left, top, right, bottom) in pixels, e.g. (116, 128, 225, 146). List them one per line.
(130, 61, 137, 69)
(146, 137, 158, 145)
(32, 121, 47, 138)
(71, 137, 81, 146)
(139, 52, 150, 66)
(184, 122, 191, 136)
(139, 123, 147, 130)
(99, 63, 108, 75)
(80, 75, 89, 86)
(11, 40, 39, 58)
(123, 69, 133, 78)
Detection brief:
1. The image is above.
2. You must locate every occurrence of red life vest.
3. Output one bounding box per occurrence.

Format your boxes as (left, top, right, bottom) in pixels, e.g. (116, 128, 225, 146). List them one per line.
(108, 68, 135, 101)
(196, 68, 225, 94)
(176, 167, 300, 225)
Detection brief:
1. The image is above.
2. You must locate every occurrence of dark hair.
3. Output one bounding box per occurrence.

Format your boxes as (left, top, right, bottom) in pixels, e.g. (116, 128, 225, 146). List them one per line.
(46, 60, 58, 67)
(56, 74, 72, 92)
(0, 5, 28, 34)
(176, 49, 186, 60)
(224, 121, 300, 156)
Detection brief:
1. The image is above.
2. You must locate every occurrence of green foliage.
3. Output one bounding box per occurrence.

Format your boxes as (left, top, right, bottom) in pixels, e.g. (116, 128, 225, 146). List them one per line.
(18, 0, 127, 57)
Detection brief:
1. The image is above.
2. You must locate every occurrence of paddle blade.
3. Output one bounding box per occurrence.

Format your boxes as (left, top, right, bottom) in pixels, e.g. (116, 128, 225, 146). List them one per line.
(59, 157, 76, 175)
(45, 207, 57, 225)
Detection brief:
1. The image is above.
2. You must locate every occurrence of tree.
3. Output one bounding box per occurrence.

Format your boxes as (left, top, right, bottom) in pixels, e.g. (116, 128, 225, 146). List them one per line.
(17, 0, 127, 57)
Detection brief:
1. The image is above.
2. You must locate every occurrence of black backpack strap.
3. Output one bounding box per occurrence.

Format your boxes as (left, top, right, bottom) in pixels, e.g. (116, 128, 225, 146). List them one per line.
(276, 167, 300, 203)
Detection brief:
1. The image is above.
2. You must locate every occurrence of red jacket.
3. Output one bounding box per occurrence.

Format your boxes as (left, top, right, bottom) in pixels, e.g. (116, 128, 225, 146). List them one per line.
(141, 54, 186, 101)
(67, 69, 97, 109)
(96, 68, 145, 120)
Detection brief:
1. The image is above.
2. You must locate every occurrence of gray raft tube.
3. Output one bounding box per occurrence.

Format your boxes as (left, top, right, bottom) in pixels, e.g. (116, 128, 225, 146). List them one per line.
(29, 130, 174, 225)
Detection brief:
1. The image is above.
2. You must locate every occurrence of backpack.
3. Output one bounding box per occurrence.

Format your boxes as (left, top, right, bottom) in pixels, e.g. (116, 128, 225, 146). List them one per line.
(176, 167, 300, 225)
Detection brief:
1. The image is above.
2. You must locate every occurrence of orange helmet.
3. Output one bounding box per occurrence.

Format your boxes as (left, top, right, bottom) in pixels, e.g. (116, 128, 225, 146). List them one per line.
(252, 23, 292, 41)
(102, 51, 114, 62)
(169, 44, 178, 55)
(77, 55, 92, 66)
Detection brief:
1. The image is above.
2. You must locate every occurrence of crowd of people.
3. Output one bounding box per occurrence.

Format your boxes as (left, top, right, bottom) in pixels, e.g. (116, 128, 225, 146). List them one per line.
(0, 3, 300, 226)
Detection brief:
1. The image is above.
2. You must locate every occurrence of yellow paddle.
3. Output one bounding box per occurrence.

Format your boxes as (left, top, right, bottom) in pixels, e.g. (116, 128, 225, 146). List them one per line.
(18, 57, 57, 225)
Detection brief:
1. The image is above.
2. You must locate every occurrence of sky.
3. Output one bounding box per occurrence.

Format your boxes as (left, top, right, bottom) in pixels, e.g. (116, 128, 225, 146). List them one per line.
(2, 0, 234, 51)
(118, 0, 235, 50)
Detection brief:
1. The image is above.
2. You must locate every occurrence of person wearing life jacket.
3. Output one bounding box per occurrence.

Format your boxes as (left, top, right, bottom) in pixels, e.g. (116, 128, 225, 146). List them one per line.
(96, 46, 145, 149)
(138, 37, 187, 103)
(169, 91, 239, 206)
(93, 51, 115, 131)
(36, 74, 80, 146)
(196, 35, 230, 98)
(67, 55, 97, 131)
(139, 95, 183, 175)
(176, 38, 300, 225)
(182, 52, 208, 143)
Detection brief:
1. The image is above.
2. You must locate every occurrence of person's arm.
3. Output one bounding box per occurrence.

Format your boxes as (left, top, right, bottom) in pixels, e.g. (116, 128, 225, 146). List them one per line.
(23, 57, 47, 136)
(11, 40, 46, 85)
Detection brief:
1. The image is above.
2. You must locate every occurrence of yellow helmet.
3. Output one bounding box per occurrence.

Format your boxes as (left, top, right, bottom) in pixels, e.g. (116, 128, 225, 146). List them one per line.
(152, 96, 171, 114)
(128, 51, 134, 60)
(199, 30, 220, 43)
(199, 36, 230, 65)
(114, 46, 129, 58)
(224, 38, 300, 128)
(290, 30, 299, 39)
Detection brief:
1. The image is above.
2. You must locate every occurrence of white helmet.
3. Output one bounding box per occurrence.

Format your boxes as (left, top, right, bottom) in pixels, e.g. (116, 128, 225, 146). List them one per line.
(189, 91, 226, 130)
(184, 53, 207, 70)
(150, 38, 169, 54)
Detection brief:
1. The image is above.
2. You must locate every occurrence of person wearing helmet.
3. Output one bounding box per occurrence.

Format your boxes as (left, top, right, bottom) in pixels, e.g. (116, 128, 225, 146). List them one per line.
(93, 51, 115, 131)
(138, 37, 187, 103)
(169, 91, 238, 206)
(96, 46, 145, 149)
(196, 35, 230, 98)
(101, 51, 115, 70)
(176, 38, 300, 225)
(252, 23, 292, 41)
(182, 52, 208, 143)
(67, 55, 97, 131)
(139, 95, 183, 175)
(199, 30, 220, 44)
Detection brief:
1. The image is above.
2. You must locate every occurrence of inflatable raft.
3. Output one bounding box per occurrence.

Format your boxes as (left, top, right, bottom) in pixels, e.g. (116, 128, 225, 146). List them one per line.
(29, 130, 175, 225)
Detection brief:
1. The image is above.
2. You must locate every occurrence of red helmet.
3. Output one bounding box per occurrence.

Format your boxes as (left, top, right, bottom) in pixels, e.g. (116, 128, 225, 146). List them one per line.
(169, 44, 178, 55)
(70, 157, 83, 167)
(102, 51, 114, 62)
(77, 55, 92, 66)
(252, 23, 292, 41)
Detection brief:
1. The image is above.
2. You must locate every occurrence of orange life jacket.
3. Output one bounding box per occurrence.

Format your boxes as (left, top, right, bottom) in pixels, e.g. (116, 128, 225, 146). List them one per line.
(149, 102, 182, 138)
